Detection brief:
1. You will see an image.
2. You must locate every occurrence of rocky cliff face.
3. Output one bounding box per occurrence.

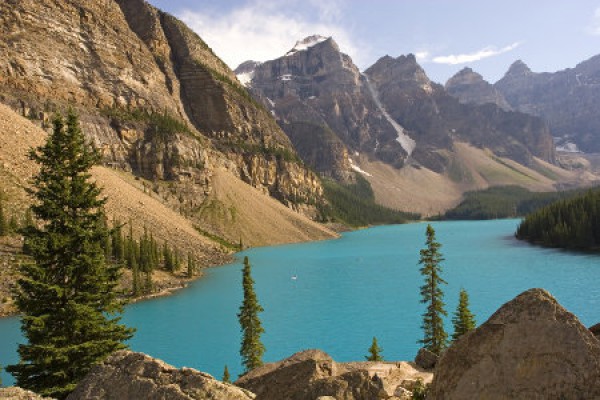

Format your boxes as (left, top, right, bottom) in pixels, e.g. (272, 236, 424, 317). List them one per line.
(429, 288, 600, 399)
(445, 67, 511, 110)
(238, 36, 409, 180)
(365, 55, 556, 170)
(66, 351, 255, 400)
(495, 56, 600, 152)
(0, 0, 323, 220)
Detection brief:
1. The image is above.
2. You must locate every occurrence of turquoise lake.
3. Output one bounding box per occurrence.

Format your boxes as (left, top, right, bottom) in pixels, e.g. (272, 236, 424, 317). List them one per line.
(2, 219, 600, 385)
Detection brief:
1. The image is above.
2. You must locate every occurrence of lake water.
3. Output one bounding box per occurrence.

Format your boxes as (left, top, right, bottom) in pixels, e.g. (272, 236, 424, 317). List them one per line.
(2, 219, 600, 385)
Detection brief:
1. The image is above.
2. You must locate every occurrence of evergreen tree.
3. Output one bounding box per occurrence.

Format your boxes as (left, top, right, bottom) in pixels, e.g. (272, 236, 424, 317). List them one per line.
(418, 224, 448, 355)
(222, 365, 231, 383)
(451, 288, 476, 341)
(237, 256, 265, 373)
(365, 336, 384, 361)
(111, 220, 125, 264)
(7, 111, 134, 398)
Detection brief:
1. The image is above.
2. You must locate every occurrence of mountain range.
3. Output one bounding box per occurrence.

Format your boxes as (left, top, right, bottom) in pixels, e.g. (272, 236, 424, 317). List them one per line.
(236, 36, 595, 215)
(446, 56, 600, 154)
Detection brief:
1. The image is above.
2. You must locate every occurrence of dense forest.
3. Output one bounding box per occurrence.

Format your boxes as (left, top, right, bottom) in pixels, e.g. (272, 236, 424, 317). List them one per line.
(516, 189, 600, 250)
(443, 186, 585, 220)
(320, 174, 418, 226)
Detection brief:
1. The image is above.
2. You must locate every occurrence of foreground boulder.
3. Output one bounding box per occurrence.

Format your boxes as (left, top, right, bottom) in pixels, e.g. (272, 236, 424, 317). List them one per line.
(235, 349, 387, 400)
(66, 351, 254, 400)
(429, 288, 600, 399)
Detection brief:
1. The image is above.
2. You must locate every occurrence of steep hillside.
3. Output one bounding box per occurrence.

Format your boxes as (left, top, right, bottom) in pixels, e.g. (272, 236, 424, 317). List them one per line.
(495, 57, 600, 153)
(0, 0, 324, 221)
(0, 100, 336, 315)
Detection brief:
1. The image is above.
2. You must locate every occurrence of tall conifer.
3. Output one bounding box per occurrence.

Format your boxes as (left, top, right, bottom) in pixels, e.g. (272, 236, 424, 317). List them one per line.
(7, 111, 134, 398)
(238, 256, 265, 373)
(365, 336, 384, 361)
(222, 365, 231, 383)
(418, 224, 448, 355)
(451, 288, 476, 341)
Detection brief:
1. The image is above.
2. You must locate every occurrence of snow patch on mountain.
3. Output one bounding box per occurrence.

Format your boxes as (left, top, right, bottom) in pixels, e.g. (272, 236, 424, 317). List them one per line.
(237, 71, 254, 87)
(286, 35, 329, 56)
(349, 158, 372, 177)
(363, 74, 416, 156)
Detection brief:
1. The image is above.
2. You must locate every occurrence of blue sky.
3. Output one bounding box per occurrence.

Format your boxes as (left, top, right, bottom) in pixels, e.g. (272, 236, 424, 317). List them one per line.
(147, 0, 600, 84)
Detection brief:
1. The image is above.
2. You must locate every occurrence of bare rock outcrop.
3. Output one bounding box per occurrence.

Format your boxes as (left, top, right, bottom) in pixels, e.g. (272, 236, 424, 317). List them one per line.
(0, 387, 54, 400)
(235, 349, 386, 400)
(429, 288, 600, 399)
(66, 351, 255, 400)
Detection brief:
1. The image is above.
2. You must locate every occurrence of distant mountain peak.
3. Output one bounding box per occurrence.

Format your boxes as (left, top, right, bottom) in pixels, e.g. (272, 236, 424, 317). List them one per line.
(285, 35, 332, 56)
(505, 60, 532, 76)
(446, 67, 485, 86)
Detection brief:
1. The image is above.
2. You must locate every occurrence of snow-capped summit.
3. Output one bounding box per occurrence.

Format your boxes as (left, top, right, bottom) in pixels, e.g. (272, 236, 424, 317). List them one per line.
(285, 35, 330, 56)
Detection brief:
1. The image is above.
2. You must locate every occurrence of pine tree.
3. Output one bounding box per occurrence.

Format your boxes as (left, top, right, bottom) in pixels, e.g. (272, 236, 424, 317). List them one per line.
(365, 336, 384, 361)
(7, 111, 134, 398)
(222, 365, 231, 383)
(451, 288, 476, 341)
(418, 224, 448, 355)
(237, 256, 265, 373)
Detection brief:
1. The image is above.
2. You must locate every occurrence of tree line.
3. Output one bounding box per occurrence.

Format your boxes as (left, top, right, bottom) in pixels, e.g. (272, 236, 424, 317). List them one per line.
(443, 185, 584, 220)
(516, 189, 600, 250)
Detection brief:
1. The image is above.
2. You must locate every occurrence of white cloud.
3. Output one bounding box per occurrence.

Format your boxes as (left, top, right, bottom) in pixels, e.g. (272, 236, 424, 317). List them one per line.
(415, 51, 430, 62)
(178, 0, 362, 70)
(587, 7, 600, 35)
(432, 42, 521, 65)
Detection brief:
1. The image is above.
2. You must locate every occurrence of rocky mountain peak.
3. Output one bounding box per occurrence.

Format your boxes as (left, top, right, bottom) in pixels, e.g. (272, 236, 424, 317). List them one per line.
(446, 67, 483, 86)
(285, 35, 333, 56)
(446, 67, 512, 110)
(366, 54, 433, 91)
(504, 59, 533, 77)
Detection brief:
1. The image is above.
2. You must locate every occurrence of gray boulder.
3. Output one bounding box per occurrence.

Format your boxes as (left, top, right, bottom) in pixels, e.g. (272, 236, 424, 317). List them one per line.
(429, 288, 600, 399)
(66, 350, 254, 400)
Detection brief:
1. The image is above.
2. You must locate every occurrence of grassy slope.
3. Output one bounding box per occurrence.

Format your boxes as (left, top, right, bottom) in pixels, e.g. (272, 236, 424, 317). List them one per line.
(356, 142, 593, 217)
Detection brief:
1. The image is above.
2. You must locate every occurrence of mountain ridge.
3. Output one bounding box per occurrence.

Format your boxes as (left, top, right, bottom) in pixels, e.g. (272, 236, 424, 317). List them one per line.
(237, 36, 588, 215)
